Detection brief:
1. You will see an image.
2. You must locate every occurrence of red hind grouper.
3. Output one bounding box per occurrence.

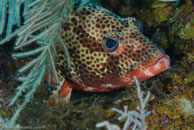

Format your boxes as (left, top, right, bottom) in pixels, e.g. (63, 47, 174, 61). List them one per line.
(48, 3, 170, 104)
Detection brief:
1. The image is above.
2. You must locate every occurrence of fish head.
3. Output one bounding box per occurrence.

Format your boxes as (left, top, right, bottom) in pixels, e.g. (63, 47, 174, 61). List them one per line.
(96, 17, 170, 87)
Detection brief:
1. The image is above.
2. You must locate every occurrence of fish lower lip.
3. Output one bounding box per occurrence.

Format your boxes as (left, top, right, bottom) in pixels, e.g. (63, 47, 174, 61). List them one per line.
(154, 55, 170, 65)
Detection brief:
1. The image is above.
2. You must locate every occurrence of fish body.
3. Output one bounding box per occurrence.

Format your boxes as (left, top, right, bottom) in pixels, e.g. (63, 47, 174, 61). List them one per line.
(49, 3, 170, 103)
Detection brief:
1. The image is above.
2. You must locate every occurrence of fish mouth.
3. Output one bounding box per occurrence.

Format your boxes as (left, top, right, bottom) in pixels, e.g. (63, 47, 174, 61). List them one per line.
(154, 55, 170, 67)
(134, 54, 170, 82)
(150, 54, 170, 75)
(121, 53, 170, 84)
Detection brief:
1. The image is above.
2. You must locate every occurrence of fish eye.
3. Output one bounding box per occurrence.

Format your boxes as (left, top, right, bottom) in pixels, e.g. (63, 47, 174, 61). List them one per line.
(102, 38, 119, 52)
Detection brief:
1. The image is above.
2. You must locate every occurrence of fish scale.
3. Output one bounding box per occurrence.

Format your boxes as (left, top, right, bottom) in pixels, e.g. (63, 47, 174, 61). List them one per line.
(48, 3, 170, 104)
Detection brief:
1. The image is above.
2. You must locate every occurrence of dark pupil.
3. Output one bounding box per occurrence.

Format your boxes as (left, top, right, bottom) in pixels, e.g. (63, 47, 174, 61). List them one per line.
(106, 39, 117, 48)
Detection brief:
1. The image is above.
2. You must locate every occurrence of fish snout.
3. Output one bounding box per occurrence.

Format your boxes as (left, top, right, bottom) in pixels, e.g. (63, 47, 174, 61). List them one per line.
(144, 54, 170, 77)
(153, 55, 170, 72)
(134, 54, 170, 82)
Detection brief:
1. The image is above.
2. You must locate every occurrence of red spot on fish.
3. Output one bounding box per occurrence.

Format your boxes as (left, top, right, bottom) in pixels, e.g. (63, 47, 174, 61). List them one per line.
(131, 45, 136, 51)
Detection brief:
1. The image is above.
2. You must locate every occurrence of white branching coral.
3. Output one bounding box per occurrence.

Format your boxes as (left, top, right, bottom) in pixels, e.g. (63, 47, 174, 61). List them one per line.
(96, 76, 151, 130)
(96, 121, 120, 130)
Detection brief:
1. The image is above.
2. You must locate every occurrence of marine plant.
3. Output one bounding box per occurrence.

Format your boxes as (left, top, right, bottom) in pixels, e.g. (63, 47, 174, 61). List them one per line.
(0, 0, 79, 128)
